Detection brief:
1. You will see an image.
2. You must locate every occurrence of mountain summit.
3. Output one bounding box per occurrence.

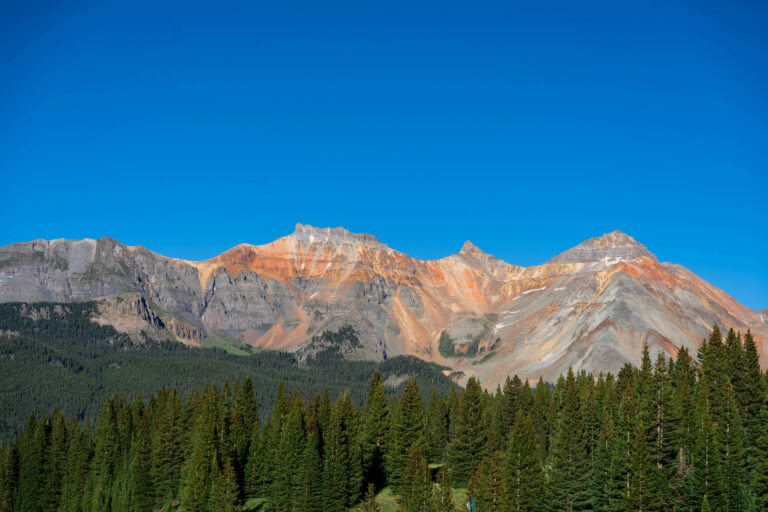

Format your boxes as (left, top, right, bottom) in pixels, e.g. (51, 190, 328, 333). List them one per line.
(0, 227, 764, 387)
(549, 230, 657, 263)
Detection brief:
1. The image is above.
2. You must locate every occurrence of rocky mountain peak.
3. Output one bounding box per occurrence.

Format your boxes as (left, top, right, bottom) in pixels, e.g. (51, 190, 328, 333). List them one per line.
(549, 230, 657, 264)
(290, 223, 383, 247)
(459, 240, 483, 256)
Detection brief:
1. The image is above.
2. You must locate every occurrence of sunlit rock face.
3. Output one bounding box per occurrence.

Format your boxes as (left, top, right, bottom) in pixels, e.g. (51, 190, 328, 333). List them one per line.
(1, 225, 765, 388)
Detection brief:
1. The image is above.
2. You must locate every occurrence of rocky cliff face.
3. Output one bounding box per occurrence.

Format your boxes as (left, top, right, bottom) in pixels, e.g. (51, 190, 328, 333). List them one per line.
(0, 225, 765, 387)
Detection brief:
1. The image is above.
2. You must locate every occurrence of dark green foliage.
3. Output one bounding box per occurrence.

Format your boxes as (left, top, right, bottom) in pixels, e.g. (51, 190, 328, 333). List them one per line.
(505, 412, 545, 512)
(0, 324, 764, 512)
(360, 371, 391, 490)
(549, 367, 591, 511)
(447, 377, 486, 486)
(398, 444, 432, 512)
(433, 466, 456, 512)
(358, 482, 382, 512)
(0, 303, 456, 437)
(468, 451, 507, 512)
(388, 378, 428, 485)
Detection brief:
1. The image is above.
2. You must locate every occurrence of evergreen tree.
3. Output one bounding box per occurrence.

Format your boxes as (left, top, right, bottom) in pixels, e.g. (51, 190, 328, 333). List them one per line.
(127, 411, 153, 512)
(753, 398, 768, 510)
(548, 368, 591, 511)
(426, 387, 449, 464)
(505, 412, 545, 512)
(296, 430, 324, 512)
(210, 457, 240, 512)
(447, 377, 485, 486)
(398, 444, 432, 512)
(360, 370, 391, 489)
(323, 392, 363, 511)
(467, 451, 507, 512)
(388, 378, 427, 485)
(358, 482, 382, 512)
(432, 466, 456, 512)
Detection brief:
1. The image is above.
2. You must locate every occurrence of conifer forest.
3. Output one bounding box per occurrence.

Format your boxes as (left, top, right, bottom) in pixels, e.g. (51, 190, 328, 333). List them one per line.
(1, 326, 768, 511)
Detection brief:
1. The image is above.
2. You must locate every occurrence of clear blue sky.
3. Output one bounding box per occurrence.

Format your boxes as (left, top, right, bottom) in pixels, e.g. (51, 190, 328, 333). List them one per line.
(1, 1, 766, 308)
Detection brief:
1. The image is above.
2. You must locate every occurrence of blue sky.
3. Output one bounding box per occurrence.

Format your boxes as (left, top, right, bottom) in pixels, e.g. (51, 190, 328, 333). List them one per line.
(1, 1, 766, 308)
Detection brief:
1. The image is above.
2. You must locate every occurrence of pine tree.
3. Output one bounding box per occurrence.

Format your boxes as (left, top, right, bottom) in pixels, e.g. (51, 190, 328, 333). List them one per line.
(548, 368, 591, 511)
(296, 430, 324, 512)
(687, 384, 724, 512)
(739, 331, 766, 445)
(467, 451, 507, 512)
(272, 394, 306, 511)
(753, 398, 768, 510)
(150, 390, 184, 505)
(323, 392, 363, 511)
(447, 377, 485, 486)
(398, 444, 432, 512)
(720, 382, 746, 511)
(358, 482, 382, 512)
(502, 375, 523, 437)
(388, 378, 427, 485)
(629, 424, 665, 512)
(361, 370, 391, 489)
(179, 432, 214, 511)
(127, 411, 153, 512)
(60, 419, 92, 512)
(426, 387, 449, 464)
(505, 412, 545, 512)
(591, 415, 615, 511)
(210, 457, 240, 512)
(432, 466, 456, 512)
(0, 443, 16, 512)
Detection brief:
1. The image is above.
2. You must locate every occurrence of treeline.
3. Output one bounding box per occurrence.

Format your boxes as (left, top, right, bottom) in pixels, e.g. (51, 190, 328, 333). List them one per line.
(0, 302, 454, 437)
(1, 326, 768, 511)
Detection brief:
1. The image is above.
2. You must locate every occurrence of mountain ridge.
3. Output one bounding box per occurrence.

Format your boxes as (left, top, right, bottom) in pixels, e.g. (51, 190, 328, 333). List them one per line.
(0, 225, 764, 387)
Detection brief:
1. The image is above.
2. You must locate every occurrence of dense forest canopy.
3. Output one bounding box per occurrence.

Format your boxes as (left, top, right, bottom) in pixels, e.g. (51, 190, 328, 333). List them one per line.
(1, 325, 767, 511)
(0, 302, 455, 438)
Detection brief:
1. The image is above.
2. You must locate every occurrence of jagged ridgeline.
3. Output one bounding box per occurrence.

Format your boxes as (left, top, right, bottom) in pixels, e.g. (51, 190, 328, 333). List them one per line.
(0, 326, 767, 511)
(0, 302, 455, 438)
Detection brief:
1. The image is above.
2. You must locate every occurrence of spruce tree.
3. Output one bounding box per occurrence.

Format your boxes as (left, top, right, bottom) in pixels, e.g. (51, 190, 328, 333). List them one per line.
(210, 457, 240, 512)
(753, 398, 768, 510)
(296, 430, 324, 512)
(323, 392, 363, 511)
(360, 370, 391, 489)
(358, 482, 382, 512)
(447, 377, 485, 486)
(426, 387, 449, 464)
(505, 412, 545, 512)
(388, 378, 427, 485)
(398, 444, 432, 512)
(467, 451, 507, 512)
(432, 466, 456, 512)
(127, 411, 153, 512)
(548, 368, 591, 511)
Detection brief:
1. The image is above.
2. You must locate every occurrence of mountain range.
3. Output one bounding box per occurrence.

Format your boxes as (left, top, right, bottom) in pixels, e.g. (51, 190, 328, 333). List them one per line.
(0, 224, 765, 387)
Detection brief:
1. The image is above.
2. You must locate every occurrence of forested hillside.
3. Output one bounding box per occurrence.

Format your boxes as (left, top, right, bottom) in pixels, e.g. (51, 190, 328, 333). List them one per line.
(0, 302, 455, 438)
(1, 326, 767, 511)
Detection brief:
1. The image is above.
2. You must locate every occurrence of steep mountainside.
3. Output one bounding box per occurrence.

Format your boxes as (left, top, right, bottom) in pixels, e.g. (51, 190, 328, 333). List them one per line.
(0, 225, 765, 387)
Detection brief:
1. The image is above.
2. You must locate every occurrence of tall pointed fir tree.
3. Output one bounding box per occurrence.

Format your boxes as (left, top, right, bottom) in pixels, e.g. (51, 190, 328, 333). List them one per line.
(447, 377, 486, 486)
(323, 392, 363, 511)
(548, 368, 591, 511)
(398, 444, 432, 512)
(467, 451, 508, 512)
(505, 412, 545, 512)
(210, 457, 240, 512)
(360, 370, 391, 490)
(426, 386, 449, 464)
(753, 397, 768, 510)
(358, 482, 382, 512)
(433, 466, 456, 512)
(388, 378, 427, 485)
